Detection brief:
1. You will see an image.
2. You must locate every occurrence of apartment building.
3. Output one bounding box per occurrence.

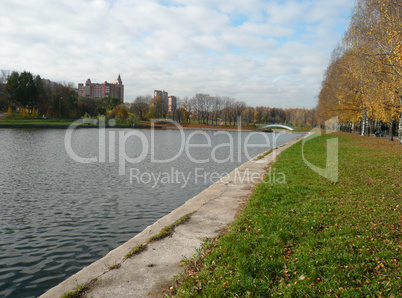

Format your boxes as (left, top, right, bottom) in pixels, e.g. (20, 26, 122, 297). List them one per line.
(78, 75, 124, 102)
(153, 90, 176, 112)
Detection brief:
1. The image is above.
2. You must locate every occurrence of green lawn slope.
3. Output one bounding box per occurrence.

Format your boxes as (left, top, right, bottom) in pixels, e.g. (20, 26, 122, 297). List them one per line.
(169, 133, 401, 297)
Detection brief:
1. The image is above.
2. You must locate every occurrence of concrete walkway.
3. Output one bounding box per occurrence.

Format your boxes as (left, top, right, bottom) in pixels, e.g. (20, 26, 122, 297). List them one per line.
(41, 136, 305, 298)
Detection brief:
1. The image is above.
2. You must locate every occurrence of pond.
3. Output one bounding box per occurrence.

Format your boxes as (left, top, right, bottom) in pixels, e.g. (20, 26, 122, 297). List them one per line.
(0, 127, 303, 297)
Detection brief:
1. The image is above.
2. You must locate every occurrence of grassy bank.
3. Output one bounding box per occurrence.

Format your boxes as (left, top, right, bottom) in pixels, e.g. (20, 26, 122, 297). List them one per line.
(0, 118, 80, 126)
(0, 113, 141, 128)
(0, 112, 308, 131)
(169, 133, 401, 297)
(0, 112, 82, 126)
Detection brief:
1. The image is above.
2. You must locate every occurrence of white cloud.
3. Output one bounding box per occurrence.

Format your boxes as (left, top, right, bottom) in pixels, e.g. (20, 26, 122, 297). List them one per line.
(0, 0, 353, 108)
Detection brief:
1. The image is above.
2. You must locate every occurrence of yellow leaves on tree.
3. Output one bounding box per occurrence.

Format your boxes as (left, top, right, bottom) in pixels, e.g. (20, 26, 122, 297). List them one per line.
(317, 0, 402, 126)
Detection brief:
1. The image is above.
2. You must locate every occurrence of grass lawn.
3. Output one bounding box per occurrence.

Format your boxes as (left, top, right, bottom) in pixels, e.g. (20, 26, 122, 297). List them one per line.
(0, 112, 127, 127)
(0, 112, 80, 126)
(0, 119, 80, 126)
(292, 127, 313, 132)
(168, 133, 401, 297)
(0, 113, 311, 131)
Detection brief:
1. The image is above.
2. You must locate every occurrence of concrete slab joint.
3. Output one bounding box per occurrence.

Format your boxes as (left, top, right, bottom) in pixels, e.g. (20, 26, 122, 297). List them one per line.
(40, 136, 305, 298)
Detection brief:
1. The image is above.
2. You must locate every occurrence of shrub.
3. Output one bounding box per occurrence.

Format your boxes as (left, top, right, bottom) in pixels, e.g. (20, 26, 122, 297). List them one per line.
(32, 107, 40, 117)
(20, 107, 29, 117)
(127, 115, 139, 126)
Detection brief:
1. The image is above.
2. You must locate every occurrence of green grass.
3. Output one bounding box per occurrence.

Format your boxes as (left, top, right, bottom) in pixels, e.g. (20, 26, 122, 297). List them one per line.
(125, 244, 147, 259)
(0, 112, 143, 127)
(292, 127, 313, 132)
(0, 112, 81, 126)
(148, 213, 193, 242)
(254, 149, 274, 160)
(0, 119, 81, 126)
(168, 133, 402, 297)
(108, 263, 121, 270)
(125, 213, 194, 259)
(61, 285, 88, 298)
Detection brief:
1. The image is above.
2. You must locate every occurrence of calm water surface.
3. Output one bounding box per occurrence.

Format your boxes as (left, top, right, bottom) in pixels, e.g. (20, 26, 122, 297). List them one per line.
(0, 128, 303, 297)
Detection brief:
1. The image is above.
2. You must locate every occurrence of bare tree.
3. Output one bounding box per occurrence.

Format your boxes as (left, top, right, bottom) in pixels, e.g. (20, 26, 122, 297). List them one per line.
(0, 70, 11, 85)
(130, 95, 151, 120)
(182, 97, 193, 123)
(233, 100, 246, 126)
(192, 93, 211, 124)
(242, 107, 254, 126)
(212, 96, 222, 125)
(221, 96, 234, 125)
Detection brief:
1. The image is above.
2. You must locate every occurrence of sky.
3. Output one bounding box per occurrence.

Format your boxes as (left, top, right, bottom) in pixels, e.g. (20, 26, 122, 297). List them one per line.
(0, 0, 354, 109)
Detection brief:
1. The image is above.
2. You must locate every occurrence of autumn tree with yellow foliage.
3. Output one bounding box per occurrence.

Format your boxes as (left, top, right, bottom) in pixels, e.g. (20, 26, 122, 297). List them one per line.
(317, 0, 402, 143)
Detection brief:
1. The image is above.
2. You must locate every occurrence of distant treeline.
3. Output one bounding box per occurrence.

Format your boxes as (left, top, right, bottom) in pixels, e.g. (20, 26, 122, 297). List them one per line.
(0, 70, 123, 118)
(130, 94, 317, 127)
(0, 70, 316, 127)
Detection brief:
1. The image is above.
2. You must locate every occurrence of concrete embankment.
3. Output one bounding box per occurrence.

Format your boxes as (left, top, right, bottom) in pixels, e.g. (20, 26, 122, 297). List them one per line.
(40, 135, 305, 298)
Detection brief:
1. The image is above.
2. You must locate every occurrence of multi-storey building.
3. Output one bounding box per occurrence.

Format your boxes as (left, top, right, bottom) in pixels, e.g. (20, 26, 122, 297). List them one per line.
(78, 75, 124, 102)
(153, 90, 168, 103)
(153, 90, 176, 112)
(168, 96, 177, 112)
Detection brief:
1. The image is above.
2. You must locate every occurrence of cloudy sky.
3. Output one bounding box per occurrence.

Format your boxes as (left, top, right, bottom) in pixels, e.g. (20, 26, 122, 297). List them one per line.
(0, 0, 353, 108)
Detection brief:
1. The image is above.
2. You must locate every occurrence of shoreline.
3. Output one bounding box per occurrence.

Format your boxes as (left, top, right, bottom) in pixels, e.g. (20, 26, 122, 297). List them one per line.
(0, 124, 156, 129)
(40, 135, 306, 298)
(0, 124, 253, 132)
(0, 123, 300, 133)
